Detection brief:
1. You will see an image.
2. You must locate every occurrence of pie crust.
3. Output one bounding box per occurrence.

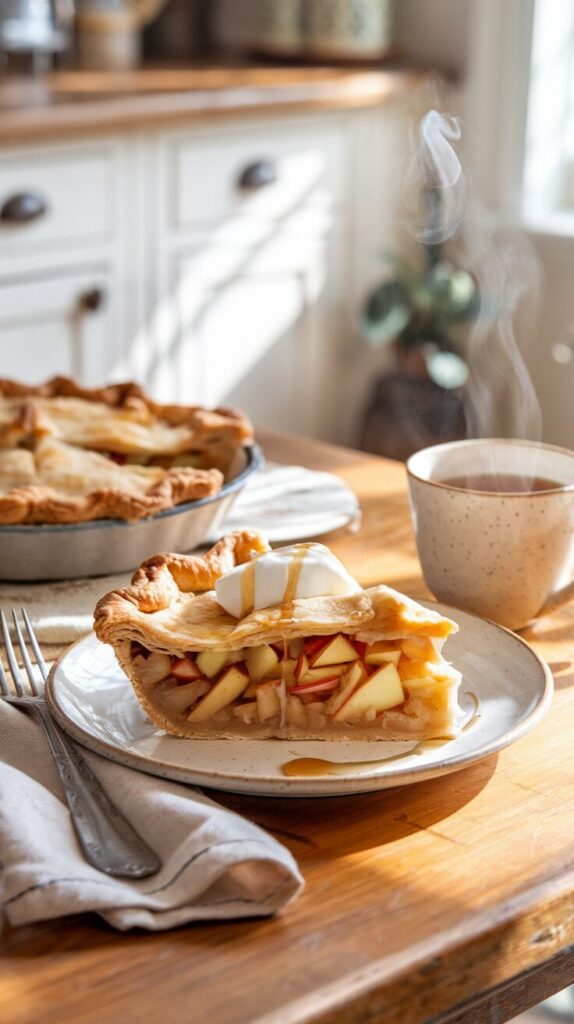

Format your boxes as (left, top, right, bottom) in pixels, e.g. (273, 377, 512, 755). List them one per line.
(0, 377, 253, 524)
(94, 531, 463, 742)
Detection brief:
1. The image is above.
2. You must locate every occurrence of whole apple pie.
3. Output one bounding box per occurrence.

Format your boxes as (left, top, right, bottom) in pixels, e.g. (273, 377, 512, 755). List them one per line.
(0, 377, 253, 524)
(94, 531, 463, 741)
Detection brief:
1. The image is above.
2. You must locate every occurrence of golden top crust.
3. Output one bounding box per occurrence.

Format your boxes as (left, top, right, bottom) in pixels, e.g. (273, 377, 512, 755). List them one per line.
(94, 532, 458, 654)
(0, 438, 223, 524)
(0, 376, 253, 524)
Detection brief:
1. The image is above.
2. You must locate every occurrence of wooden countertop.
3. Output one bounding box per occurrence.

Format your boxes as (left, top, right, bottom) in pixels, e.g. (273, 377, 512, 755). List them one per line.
(0, 65, 429, 143)
(2, 430, 573, 1024)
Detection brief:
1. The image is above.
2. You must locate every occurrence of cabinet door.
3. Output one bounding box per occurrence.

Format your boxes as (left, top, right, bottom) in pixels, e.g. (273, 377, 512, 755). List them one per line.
(0, 270, 117, 385)
(165, 213, 340, 436)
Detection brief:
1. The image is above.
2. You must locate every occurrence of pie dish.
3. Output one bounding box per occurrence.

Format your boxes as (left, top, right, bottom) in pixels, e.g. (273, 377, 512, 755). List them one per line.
(94, 531, 463, 742)
(0, 377, 253, 524)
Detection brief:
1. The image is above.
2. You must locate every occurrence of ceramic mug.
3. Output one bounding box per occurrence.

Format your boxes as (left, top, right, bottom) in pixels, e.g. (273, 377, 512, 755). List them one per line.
(406, 438, 574, 630)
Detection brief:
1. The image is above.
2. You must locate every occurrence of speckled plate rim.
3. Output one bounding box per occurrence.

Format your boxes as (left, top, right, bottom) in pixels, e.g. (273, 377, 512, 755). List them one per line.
(46, 602, 554, 797)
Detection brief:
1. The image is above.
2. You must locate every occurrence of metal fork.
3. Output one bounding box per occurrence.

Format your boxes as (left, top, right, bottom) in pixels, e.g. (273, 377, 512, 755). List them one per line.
(0, 608, 161, 879)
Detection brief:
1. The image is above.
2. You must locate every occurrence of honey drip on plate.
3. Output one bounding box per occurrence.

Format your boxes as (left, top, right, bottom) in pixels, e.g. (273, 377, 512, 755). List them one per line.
(240, 561, 256, 619)
(462, 690, 481, 731)
(281, 691, 481, 777)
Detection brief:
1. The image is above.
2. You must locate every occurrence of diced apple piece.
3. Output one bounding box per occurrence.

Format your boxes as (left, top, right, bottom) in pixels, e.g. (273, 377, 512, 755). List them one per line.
(188, 664, 249, 722)
(281, 658, 297, 686)
(401, 636, 440, 663)
(300, 663, 347, 684)
(171, 654, 204, 682)
(398, 658, 431, 681)
(288, 638, 304, 658)
(232, 701, 258, 725)
(294, 653, 309, 681)
(170, 453, 204, 468)
(350, 639, 368, 659)
(285, 694, 307, 728)
(401, 675, 437, 692)
(290, 675, 341, 695)
(333, 663, 405, 722)
(256, 681, 281, 722)
(365, 642, 401, 667)
(305, 703, 327, 726)
(325, 661, 368, 716)
(310, 634, 359, 668)
(132, 651, 171, 685)
(303, 636, 330, 658)
(161, 678, 210, 714)
(196, 649, 228, 679)
(245, 644, 279, 681)
(226, 648, 247, 665)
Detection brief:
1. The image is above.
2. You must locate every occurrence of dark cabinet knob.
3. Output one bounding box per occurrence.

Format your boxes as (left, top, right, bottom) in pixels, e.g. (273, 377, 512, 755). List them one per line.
(238, 160, 278, 191)
(78, 287, 105, 313)
(0, 192, 48, 224)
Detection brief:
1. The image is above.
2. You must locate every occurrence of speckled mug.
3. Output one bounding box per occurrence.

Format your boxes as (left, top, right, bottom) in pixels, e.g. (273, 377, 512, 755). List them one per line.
(406, 439, 574, 630)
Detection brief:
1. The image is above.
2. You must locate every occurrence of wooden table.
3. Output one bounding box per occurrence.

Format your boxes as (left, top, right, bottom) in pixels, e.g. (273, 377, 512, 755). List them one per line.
(2, 431, 574, 1024)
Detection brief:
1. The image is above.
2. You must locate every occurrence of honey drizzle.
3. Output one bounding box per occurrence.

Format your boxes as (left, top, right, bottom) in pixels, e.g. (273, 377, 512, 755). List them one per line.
(281, 691, 481, 778)
(281, 544, 312, 609)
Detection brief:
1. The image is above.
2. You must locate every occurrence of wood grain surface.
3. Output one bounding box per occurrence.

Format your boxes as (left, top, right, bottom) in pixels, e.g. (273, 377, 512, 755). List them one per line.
(0, 66, 428, 143)
(2, 431, 573, 1024)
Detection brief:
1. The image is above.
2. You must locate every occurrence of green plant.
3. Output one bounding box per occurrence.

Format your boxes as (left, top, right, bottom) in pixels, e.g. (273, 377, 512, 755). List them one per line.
(361, 234, 480, 390)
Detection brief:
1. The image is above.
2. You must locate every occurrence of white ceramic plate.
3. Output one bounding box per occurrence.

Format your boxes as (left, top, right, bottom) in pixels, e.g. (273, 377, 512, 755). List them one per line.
(211, 463, 361, 543)
(46, 603, 553, 797)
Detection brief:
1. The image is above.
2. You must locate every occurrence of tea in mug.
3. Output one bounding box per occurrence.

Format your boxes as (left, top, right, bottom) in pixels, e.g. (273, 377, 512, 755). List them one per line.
(441, 474, 563, 493)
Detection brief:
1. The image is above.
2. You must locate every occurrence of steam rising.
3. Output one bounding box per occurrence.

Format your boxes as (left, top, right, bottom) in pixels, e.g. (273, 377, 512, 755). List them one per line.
(412, 111, 465, 244)
(412, 109, 543, 442)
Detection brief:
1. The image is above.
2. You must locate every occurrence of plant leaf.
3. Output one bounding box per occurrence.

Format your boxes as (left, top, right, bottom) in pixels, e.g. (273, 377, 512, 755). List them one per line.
(426, 350, 469, 389)
(361, 280, 411, 346)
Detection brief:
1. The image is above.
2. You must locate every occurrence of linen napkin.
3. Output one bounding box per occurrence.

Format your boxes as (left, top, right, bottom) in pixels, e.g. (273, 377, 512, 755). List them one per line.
(0, 701, 304, 930)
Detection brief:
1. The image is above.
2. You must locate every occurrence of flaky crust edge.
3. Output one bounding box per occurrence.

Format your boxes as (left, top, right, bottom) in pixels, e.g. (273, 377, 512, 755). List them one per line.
(0, 375, 253, 440)
(94, 529, 271, 621)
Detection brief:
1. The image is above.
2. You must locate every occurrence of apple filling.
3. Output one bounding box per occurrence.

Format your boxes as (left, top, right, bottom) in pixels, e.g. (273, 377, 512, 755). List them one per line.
(128, 632, 457, 734)
(101, 450, 204, 469)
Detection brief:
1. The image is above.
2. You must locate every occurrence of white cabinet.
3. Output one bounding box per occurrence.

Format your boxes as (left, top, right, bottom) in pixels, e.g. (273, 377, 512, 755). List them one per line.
(0, 146, 115, 261)
(0, 269, 118, 384)
(0, 106, 408, 442)
(134, 115, 350, 439)
(169, 119, 345, 229)
(0, 138, 129, 386)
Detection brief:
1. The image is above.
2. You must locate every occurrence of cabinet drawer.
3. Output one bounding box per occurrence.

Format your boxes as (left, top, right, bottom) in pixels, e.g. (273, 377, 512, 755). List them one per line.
(0, 270, 115, 384)
(169, 120, 346, 230)
(0, 147, 115, 258)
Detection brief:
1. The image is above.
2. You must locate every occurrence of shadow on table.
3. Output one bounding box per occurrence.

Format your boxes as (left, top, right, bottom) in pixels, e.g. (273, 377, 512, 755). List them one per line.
(215, 755, 497, 858)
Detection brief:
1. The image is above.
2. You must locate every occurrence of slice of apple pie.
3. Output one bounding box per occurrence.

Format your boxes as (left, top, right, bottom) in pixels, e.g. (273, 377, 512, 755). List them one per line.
(94, 531, 463, 741)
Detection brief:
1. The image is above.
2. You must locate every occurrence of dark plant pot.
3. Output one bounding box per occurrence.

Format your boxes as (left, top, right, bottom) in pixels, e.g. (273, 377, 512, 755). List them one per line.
(360, 370, 469, 462)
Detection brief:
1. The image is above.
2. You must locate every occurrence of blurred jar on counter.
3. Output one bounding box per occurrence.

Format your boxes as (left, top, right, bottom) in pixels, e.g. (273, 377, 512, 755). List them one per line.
(254, 0, 305, 60)
(306, 0, 393, 61)
(75, 0, 169, 70)
(255, 0, 393, 63)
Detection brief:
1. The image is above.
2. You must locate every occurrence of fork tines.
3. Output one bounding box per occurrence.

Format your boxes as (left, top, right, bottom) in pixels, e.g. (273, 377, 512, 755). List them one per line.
(0, 609, 46, 697)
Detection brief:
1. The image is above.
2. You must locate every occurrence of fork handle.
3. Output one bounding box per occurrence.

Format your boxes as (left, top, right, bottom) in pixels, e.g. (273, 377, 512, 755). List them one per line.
(32, 704, 161, 878)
